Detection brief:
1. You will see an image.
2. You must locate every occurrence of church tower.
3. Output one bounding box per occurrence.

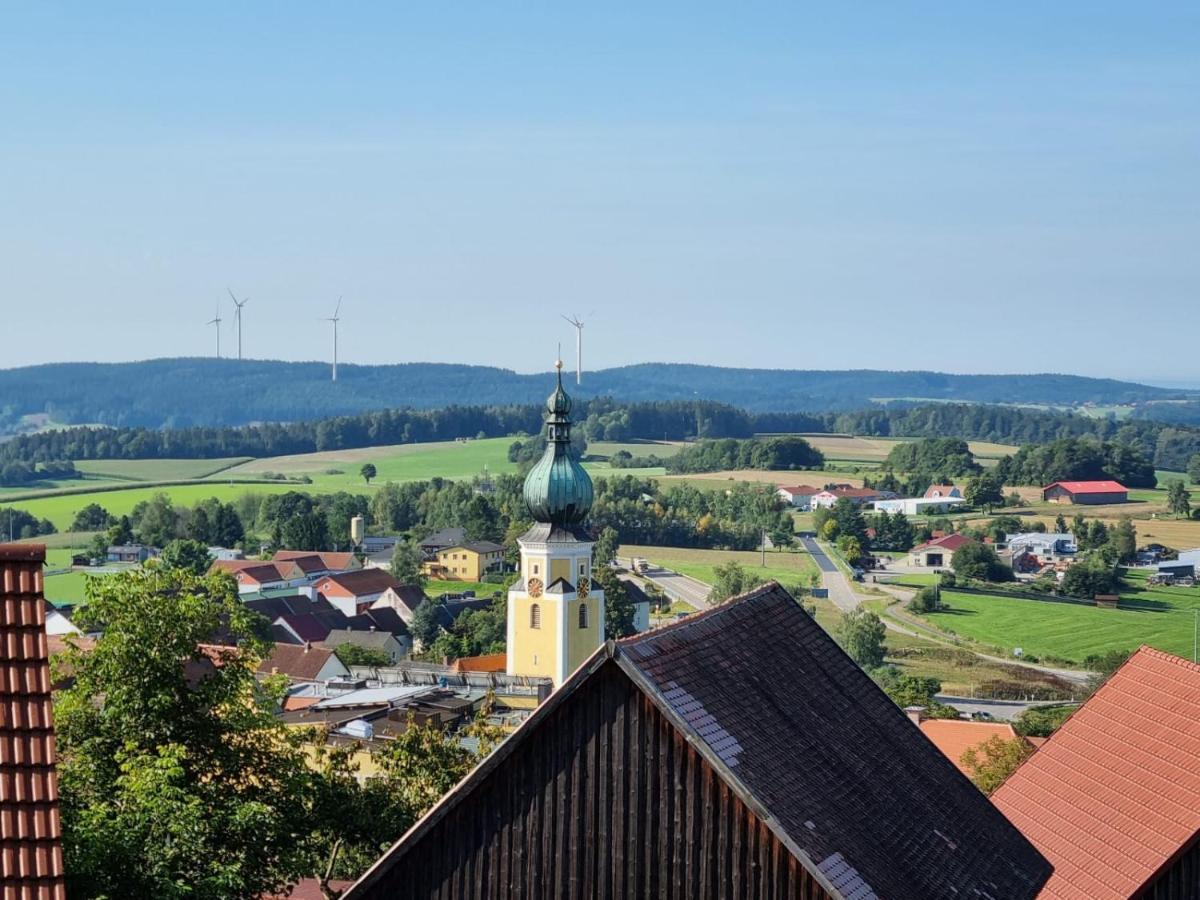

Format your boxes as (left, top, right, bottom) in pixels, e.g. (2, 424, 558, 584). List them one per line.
(506, 361, 604, 687)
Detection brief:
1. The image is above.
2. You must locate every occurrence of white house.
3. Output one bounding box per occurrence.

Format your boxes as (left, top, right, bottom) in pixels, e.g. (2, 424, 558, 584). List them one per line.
(44, 602, 81, 636)
(777, 485, 819, 510)
(1005, 533, 1076, 560)
(924, 485, 962, 500)
(809, 486, 886, 509)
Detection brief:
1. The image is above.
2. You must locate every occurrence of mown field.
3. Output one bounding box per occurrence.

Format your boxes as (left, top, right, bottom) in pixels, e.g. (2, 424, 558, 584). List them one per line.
(918, 571, 1200, 663)
(621, 544, 819, 587)
(75, 457, 252, 480)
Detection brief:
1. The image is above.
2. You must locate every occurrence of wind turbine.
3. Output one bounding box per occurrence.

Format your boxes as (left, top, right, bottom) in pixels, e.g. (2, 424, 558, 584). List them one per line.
(562, 314, 586, 385)
(207, 303, 222, 358)
(326, 297, 343, 381)
(228, 288, 249, 360)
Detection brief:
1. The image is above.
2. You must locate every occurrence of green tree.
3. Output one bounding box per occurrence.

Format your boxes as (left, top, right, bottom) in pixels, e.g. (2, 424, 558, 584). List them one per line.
(331, 643, 393, 668)
(960, 736, 1033, 794)
(1189, 454, 1200, 486)
(281, 511, 331, 552)
(836, 534, 863, 562)
(1060, 555, 1119, 599)
(1054, 513, 1068, 535)
(389, 538, 427, 587)
(1167, 479, 1192, 518)
(409, 599, 444, 650)
(964, 472, 1003, 511)
(158, 539, 214, 576)
(707, 560, 757, 603)
(70, 503, 112, 532)
(360, 462, 377, 484)
(950, 542, 1013, 582)
(1108, 516, 1137, 564)
(820, 518, 839, 541)
(592, 526, 620, 567)
(130, 492, 180, 547)
(106, 515, 134, 547)
(55, 568, 311, 899)
(596, 565, 636, 638)
(837, 607, 887, 669)
(1013, 704, 1076, 738)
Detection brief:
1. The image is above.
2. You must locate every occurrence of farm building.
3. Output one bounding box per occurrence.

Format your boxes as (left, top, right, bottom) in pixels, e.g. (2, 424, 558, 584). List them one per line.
(1005, 532, 1076, 560)
(1157, 548, 1200, 580)
(343, 583, 1052, 900)
(993, 646, 1200, 900)
(924, 484, 962, 499)
(907, 533, 974, 567)
(1041, 480, 1128, 504)
(809, 485, 888, 509)
(873, 496, 965, 516)
(776, 484, 819, 509)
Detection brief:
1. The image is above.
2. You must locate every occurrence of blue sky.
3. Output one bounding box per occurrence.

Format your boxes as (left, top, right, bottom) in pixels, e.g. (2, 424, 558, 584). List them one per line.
(1, 3, 1197, 381)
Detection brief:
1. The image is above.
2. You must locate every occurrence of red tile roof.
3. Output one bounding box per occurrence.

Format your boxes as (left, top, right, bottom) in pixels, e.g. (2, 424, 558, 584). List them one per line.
(913, 533, 973, 553)
(0, 544, 66, 899)
(777, 484, 819, 495)
(256, 643, 343, 681)
(315, 569, 401, 597)
(992, 646, 1200, 900)
(449, 652, 507, 674)
(1042, 480, 1128, 495)
(918, 718, 1022, 777)
(924, 484, 959, 498)
(273, 550, 359, 571)
(209, 558, 264, 575)
(237, 563, 292, 585)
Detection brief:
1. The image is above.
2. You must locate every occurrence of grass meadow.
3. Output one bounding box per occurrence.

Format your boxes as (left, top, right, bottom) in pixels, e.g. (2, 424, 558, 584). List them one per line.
(621, 544, 820, 588)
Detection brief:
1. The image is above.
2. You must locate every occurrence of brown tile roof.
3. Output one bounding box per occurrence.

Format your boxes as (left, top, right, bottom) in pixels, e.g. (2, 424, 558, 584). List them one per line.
(993, 646, 1200, 900)
(315, 569, 401, 597)
(0, 544, 66, 899)
(924, 484, 960, 498)
(274, 550, 359, 571)
(913, 532, 973, 553)
(256, 643, 343, 681)
(237, 563, 292, 585)
(917, 718, 1023, 776)
(449, 652, 507, 673)
(209, 558, 263, 575)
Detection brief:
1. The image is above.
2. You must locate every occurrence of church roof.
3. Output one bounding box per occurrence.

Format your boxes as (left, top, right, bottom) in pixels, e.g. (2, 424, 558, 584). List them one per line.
(521, 364, 593, 527)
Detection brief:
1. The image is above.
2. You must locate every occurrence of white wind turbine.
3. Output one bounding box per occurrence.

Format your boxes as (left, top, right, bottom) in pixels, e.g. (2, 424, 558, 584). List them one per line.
(562, 314, 587, 385)
(228, 288, 249, 360)
(207, 303, 222, 358)
(326, 297, 343, 381)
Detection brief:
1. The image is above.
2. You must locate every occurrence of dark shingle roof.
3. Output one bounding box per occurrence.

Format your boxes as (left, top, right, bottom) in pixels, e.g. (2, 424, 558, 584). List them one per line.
(419, 527, 466, 549)
(0, 544, 66, 899)
(618, 584, 1051, 898)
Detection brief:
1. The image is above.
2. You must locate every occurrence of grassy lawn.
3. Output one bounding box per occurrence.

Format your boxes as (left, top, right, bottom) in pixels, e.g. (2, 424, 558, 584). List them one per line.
(622, 544, 819, 587)
(425, 580, 506, 600)
(587, 440, 682, 459)
(918, 574, 1200, 664)
(44, 570, 110, 606)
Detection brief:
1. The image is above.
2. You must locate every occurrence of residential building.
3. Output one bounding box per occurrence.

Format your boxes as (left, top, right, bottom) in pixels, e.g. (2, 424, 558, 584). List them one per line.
(506, 366, 604, 687)
(776, 483, 819, 509)
(908, 533, 974, 567)
(873, 496, 966, 516)
(0, 544, 67, 899)
(256, 642, 350, 683)
(320, 629, 408, 665)
(1042, 480, 1129, 504)
(232, 562, 309, 594)
(809, 485, 888, 508)
(993, 646, 1200, 900)
(419, 527, 467, 556)
(207, 546, 244, 561)
(615, 572, 653, 632)
(342, 582, 1051, 900)
(313, 569, 407, 616)
(43, 600, 80, 636)
(106, 544, 157, 563)
(1005, 532, 1077, 560)
(273, 549, 362, 575)
(924, 484, 962, 499)
(422, 540, 505, 581)
(367, 583, 429, 623)
(907, 708, 1030, 777)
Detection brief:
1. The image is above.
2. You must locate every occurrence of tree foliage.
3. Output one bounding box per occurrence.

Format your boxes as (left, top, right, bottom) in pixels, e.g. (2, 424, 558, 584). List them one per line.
(960, 736, 1034, 794)
(837, 608, 887, 669)
(1166, 479, 1192, 518)
(950, 542, 1013, 583)
(157, 539, 214, 576)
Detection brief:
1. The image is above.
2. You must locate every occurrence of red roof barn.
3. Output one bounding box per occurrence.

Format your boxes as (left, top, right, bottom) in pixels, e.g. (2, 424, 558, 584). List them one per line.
(1041, 480, 1128, 505)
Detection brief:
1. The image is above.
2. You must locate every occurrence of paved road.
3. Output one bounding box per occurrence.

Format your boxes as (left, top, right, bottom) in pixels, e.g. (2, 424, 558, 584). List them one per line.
(627, 562, 714, 610)
(799, 536, 860, 612)
(935, 695, 1077, 722)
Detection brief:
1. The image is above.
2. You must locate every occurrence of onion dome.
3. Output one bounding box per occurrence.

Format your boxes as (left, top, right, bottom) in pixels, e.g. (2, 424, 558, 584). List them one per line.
(523, 361, 593, 525)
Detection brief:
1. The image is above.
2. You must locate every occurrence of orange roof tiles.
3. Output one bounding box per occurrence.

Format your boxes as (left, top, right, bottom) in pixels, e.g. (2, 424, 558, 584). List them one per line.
(450, 652, 507, 674)
(0, 544, 66, 899)
(917, 718, 1022, 776)
(993, 646, 1200, 900)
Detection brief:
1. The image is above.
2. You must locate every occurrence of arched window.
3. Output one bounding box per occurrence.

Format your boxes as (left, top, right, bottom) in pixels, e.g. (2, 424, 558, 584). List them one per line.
(530, 604, 541, 629)
(578, 603, 589, 629)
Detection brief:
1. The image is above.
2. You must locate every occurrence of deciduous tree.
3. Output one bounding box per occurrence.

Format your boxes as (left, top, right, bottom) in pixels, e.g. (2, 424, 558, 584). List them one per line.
(961, 736, 1033, 794)
(837, 607, 887, 669)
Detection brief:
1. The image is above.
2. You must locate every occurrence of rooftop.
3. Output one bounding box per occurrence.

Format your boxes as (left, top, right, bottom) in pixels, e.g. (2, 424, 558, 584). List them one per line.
(1043, 480, 1128, 493)
(917, 718, 1023, 777)
(993, 646, 1200, 900)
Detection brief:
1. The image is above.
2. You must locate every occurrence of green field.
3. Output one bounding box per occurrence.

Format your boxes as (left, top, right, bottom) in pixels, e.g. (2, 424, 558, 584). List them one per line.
(622, 544, 819, 588)
(76, 458, 251, 480)
(919, 572, 1200, 663)
(44, 570, 105, 605)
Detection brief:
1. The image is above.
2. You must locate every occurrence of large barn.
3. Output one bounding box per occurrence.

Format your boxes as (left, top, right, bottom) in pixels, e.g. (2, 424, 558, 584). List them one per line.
(1041, 480, 1128, 504)
(344, 583, 1051, 900)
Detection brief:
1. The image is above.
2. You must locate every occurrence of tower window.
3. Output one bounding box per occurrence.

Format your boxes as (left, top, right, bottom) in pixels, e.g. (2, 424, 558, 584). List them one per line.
(533, 564, 539, 575)
(578, 604, 589, 629)
(530, 604, 541, 629)
(579, 563, 586, 576)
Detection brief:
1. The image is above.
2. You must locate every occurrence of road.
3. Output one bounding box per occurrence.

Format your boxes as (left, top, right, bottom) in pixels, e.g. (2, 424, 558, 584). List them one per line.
(935, 695, 1077, 722)
(798, 536, 860, 612)
(621, 559, 713, 610)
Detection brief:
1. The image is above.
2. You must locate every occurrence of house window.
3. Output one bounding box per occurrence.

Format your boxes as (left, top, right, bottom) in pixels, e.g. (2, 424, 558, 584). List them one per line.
(578, 604, 589, 629)
(530, 604, 541, 629)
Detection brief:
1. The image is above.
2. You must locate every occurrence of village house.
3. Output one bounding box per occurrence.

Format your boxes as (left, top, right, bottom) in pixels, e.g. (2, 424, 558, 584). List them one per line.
(106, 543, 157, 564)
(314, 568, 409, 616)
(906, 707, 1032, 778)
(1157, 547, 1200, 581)
(924, 484, 962, 499)
(342, 583, 1051, 900)
(907, 532, 974, 567)
(776, 483, 819, 509)
(422, 540, 505, 581)
(320, 628, 408, 665)
(809, 484, 888, 509)
(993, 646, 1200, 899)
(256, 642, 350, 683)
(272, 548, 362, 576)
(1042, 479, 1129, 504)
(419, 526, 467, 556)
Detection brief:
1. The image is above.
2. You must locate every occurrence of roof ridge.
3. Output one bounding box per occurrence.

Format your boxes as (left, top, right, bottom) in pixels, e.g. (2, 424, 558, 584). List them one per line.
(1130, 643, 1200, 674)
(618, 581, 787, 644)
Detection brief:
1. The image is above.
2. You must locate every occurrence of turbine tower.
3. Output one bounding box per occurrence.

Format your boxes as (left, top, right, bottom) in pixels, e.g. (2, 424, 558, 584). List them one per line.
(207, 303, 222, 358)
(228, 288, 249, 360)
(326, 297, 343, 381)
(562, 314, 584, 385)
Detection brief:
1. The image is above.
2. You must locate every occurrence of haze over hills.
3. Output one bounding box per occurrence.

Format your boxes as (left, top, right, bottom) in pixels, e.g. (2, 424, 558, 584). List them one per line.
(0, 358, 1183, 432)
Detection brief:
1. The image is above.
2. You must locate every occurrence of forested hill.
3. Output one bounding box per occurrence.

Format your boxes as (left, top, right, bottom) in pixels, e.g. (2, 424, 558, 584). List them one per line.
(0, 358, 1176, 430)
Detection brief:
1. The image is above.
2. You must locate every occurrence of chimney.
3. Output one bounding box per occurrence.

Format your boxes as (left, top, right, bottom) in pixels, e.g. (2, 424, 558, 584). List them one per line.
(905, 706, 926, 725)
(303, 641, 311, 652)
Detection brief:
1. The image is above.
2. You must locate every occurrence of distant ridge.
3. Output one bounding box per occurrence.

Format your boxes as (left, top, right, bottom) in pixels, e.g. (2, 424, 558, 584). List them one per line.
(0, 357, 1175, 430)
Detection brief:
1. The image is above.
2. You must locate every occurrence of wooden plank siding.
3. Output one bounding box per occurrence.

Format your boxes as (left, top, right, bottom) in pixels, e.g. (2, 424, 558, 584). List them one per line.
(355, 661, 832, 900)
(1145, 837, 1200, 900)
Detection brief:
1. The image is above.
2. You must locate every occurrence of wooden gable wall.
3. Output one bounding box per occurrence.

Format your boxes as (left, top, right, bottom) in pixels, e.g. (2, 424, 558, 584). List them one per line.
(352, 660, 832, 900)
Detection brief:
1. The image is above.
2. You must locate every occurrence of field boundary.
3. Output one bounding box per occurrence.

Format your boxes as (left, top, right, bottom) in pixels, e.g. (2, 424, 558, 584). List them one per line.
(0, 477, 312, 505)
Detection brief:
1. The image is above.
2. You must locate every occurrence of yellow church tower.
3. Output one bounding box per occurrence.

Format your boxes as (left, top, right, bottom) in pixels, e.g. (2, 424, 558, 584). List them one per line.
(506, 361, 604, 687)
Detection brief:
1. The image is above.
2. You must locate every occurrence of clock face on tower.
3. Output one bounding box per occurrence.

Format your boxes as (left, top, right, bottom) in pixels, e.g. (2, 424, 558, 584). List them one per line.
(528, 577, 543, 598)
(576, 576, 590, 599)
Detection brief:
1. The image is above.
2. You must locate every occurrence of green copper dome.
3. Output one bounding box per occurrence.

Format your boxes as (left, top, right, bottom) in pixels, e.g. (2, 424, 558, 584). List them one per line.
(523, 363, 593, 526)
